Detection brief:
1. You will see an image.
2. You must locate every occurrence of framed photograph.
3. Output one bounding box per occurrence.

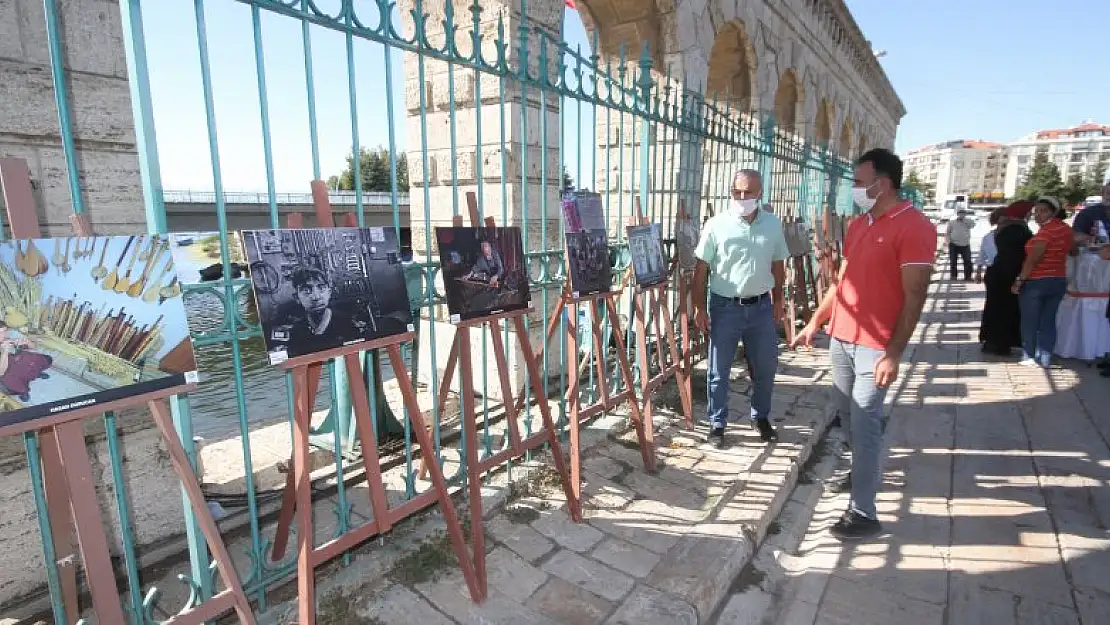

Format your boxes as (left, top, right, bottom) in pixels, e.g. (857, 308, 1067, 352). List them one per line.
(565, 231, 613, 296)
(240, 228, 414, 363)
(561, 191, 606, 234)
(626, 223, 667, 287)
(0, 235, 198, 430)
(675, 211, 700, 271)
(784, 221, 812, 257)
(435, 226, 530, 322)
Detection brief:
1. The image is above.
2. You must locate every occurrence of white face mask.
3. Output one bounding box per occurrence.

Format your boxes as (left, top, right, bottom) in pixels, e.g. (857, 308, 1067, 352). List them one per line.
(851, 182, 880, 211)
(732, 198, 760, 217)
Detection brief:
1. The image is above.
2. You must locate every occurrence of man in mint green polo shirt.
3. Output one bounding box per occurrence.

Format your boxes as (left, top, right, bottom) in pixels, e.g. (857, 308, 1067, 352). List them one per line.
(693, 169, 789, 448)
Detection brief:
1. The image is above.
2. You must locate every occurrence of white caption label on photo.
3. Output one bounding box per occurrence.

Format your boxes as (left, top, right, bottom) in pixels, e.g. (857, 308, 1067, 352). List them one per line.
(407, 323, 416, 332)
(269, 350, 289, 365)
(572, 291, 580, 299)
(449, 314, 461, 324)
(369, 227, 385, 242)
(185, 371, 200, 384)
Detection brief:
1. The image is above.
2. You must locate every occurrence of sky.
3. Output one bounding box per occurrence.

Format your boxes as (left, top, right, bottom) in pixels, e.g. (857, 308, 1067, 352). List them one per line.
(139, 1, 1108, 192)
(845, 0, 1110, 154)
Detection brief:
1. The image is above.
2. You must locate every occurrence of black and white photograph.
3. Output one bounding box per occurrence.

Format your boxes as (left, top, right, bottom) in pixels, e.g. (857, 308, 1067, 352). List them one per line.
(435, 226, 530, 322)
(784, 221, 812, 257)
(627, 223, 667, 287)
(675, 211, 700, 271)
(0, 235, 198, 431)
(565, 231, 613, 296)
(241, 228, 413, 363)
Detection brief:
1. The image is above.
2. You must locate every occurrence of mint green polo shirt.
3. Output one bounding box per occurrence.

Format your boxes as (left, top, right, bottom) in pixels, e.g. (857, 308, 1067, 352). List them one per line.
(694, 209, 789, 298)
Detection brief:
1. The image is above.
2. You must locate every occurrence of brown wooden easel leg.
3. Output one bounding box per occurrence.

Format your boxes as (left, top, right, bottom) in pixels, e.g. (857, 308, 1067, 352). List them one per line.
(564, 300, 582, 516)
(385, 344, 484, 600)
(342, 355, 393, 533)
(633, 291, 656, 468)
(659, 292, 693, 427)
(52, 421, 127, 625)
(292, 363, 320, 625)
(513, 292, 567, 413)
(37, 430, 81, 622)
(271, 363, 324, 561)
(147, 400, 257, 624)
(487, 320, 523, 449)
(605, 295, 655, 471)
(456, 326, 488, 599)
(512, 314, 581, 521)
(588, 299, 611, 409)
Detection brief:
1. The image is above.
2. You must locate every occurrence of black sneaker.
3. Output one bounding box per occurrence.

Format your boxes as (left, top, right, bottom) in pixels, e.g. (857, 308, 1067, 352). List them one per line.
(827, 473, 851, 493)
(830, 509, 882, 541)
(708, 427, 727, 449)
(755, 419, 778, 443)
(1097, 360, 1110, 370)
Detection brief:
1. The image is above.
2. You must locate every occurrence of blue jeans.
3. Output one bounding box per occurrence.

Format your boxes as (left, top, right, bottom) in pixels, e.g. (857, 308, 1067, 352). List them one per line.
(1018, 277, 1067, 367)
(706, 293, 778, 430)
(830, 338, 890, 520)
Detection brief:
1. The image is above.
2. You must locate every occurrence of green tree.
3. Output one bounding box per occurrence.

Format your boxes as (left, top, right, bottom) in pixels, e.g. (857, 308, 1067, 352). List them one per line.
(902, 170, 935, 202)
(333, 147, 410, 192)
(562, 166, 575, 193)
(1087, 154, 1108, 197)
(1062, 173, 1089, 206)
(1014, 148, 1063, 201)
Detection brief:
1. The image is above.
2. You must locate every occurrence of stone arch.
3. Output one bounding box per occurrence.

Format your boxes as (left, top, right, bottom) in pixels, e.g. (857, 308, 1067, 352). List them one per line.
(774, 68, 801, 133)
(838, 118, 853, 157)
(814, 98, 833, 146)
(706, 20, 757, 112)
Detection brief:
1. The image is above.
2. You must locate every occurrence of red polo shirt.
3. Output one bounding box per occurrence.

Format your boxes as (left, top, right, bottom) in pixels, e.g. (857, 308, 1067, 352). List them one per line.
(828, 202, 937, 351)
(1026, 219, 1071, 279)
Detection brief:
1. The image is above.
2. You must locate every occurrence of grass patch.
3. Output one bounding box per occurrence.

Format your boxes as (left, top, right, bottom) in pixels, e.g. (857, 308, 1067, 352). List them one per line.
(505, 504, 542, 524)
(388, 532, 458, 586)
(506, 464, 565, 502)
(314, 588, 385, 625)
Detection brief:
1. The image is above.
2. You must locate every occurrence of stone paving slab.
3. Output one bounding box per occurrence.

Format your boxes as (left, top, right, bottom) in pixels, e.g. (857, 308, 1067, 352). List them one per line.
(248, 331, 838, 624)
(724, 271, 1110, 625)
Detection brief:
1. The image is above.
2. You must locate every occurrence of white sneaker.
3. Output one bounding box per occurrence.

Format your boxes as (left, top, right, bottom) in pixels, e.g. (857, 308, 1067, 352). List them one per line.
(1018, 358, 1039, 367)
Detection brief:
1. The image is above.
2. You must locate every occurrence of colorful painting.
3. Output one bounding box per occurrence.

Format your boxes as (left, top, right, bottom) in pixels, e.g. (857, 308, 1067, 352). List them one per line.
(435, 226, 531, 322)
(0, 235, 197, 430)
(240, 228, 414, 363)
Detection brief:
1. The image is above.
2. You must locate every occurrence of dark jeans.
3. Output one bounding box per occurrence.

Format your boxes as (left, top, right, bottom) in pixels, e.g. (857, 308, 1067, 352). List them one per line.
(706, 293, 778, 429)
(1018, 277, 1067, 367)
(949, 243, 972, 280)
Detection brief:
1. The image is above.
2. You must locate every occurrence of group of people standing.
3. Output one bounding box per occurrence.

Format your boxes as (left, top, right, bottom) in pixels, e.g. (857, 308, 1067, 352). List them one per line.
(692, 149, 935, 542)
(975, 182, 1110, 371)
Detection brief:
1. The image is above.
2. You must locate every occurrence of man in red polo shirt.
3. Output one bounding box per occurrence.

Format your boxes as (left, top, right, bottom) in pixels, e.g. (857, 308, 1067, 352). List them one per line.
(792, 148, 936, 541)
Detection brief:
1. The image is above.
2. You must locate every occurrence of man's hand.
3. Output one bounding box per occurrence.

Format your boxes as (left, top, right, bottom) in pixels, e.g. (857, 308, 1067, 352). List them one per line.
(874, 352, 900, 388)
(790, 323, 818, 349)
(694, 309, 710, 336)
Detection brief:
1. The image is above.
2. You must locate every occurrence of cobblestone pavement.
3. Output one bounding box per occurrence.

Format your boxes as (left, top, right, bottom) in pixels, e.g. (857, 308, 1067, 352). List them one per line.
(273, 298, 843, 623)
(721, 270, 1110, 625)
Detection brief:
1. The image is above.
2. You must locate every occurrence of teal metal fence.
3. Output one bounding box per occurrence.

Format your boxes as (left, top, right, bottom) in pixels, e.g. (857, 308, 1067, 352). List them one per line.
(7, 0, 906, 622)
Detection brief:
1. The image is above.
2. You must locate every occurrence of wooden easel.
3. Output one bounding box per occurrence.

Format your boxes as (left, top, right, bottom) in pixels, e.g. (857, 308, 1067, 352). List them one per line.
(262, 182, 484, 622)
(415, 192, 581, 584)
(626, 198, 693, 434)
(0, 157, 255, 624)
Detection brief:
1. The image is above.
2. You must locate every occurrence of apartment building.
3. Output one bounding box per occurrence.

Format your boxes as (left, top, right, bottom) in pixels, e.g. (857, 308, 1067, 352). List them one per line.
(1003, 121, 1110, 197)
(905, 140, 1008, 202)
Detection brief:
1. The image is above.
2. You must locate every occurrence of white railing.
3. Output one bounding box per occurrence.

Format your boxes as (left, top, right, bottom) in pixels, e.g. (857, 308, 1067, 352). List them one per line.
(163, 190, 410, 206)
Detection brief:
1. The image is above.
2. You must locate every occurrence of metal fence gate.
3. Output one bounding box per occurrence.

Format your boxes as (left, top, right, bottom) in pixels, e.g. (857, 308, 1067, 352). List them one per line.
(5, 0, 926, 621)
